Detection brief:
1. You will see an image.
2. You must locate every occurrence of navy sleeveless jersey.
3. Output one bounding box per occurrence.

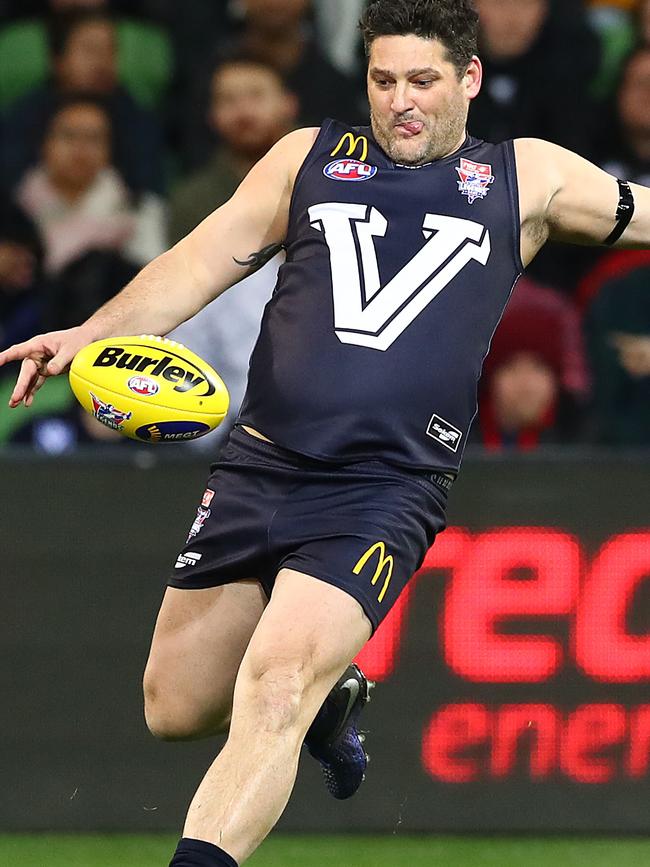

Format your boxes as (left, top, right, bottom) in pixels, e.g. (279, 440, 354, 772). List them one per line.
(238, 119, 523, 473)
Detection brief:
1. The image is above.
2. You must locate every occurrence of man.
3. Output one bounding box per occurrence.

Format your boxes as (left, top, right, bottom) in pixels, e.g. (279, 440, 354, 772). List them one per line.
(1, 2, 648, 865)
(169, 57, 299, 244)
(177, 0, 361, 170)
(470, 0, 599, 155)
(15, 95, 165, 279)
(215, 0, 361, 128)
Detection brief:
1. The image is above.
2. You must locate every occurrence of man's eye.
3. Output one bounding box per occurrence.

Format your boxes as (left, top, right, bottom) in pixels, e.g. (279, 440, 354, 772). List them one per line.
(415, 80, 433, 87)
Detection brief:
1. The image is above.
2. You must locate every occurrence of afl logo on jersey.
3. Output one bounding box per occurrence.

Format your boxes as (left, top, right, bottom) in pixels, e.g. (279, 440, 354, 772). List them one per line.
(324, 159, 378, 182)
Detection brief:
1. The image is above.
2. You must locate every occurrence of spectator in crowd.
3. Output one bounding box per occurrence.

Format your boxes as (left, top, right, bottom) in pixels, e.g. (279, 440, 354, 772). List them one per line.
(229, 0, 361, 126)
(0, 202, 44, 351)
(169, 57, 298, 244)
(14, 94, 165, 329)
(0, 7, 165, 194)
(473, 278, 590, 450)
(470, 0, 604, 294)
(576, 45, 650, 311)
(471, 0, 600, 157)
(180, 0, 361, 168)
(585, 265, 650, 445)
(598, 45, 650, 185)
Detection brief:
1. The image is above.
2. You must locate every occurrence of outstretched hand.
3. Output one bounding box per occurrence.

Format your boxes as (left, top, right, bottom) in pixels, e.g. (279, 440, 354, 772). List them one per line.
(0, 326, 93, 408)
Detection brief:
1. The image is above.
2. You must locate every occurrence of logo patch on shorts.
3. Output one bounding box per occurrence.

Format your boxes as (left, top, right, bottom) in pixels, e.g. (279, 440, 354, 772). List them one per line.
(426, 414, 463, 452)
(175, 552, 202, 569)
(187, 506, 210, 543)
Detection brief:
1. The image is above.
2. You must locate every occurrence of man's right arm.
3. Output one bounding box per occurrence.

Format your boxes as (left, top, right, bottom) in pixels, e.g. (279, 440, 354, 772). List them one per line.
(0, 127, 318, 408)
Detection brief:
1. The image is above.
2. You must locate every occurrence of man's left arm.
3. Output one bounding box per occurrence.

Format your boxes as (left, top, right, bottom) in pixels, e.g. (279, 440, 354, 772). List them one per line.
(514, 138, 650, 256)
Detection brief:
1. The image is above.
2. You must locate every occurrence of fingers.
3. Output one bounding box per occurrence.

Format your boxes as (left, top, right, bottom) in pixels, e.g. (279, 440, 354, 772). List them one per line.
(9, 358, 40, 408)
(46, 348, 74, 376)
(24, 373, 47, 408)
(0, 339, 38, 368)
(3, 329, 83, 408)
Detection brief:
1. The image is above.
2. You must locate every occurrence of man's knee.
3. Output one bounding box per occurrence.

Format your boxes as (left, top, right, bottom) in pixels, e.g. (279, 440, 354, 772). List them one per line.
(143, 672, 230, 741)
(235, 648, 319, 736)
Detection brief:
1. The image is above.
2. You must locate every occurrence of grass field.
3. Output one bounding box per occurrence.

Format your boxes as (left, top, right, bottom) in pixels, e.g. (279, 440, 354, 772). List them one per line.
(3, 834, 650, 866)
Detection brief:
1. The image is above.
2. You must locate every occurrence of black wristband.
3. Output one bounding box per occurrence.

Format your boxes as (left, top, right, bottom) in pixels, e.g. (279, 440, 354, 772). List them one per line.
(604, 179, 635, 246)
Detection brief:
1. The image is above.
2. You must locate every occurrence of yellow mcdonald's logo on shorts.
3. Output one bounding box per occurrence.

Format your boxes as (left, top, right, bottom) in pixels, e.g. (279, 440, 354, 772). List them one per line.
(330, 132, 369, 164)
(353, 541, 394, 604)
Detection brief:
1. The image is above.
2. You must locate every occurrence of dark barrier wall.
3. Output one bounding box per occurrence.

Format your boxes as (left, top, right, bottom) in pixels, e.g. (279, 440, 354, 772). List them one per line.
(1, 452, 649, 832)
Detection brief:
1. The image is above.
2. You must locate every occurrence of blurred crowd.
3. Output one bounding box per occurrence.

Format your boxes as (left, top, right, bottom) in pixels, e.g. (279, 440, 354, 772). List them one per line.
(1, 0, 650, 453)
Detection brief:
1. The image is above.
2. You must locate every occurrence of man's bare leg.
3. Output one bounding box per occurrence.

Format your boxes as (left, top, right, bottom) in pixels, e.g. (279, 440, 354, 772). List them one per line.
(143, 581, 267, 740)
(178, 568, 372, 865)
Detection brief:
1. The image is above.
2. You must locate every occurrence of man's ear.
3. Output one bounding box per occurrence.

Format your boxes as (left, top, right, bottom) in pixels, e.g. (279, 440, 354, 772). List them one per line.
(464, 56, 483, 100)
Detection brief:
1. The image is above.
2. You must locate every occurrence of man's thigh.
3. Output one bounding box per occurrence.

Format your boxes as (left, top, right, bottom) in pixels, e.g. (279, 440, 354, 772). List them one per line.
(143, 580, 267, 738)
(231, 567, 373, 735)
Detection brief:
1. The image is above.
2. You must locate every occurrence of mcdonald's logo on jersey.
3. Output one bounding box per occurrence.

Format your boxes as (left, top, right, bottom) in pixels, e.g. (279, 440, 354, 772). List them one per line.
(353, 541, 394, 604)
(330, 132, 369, 163)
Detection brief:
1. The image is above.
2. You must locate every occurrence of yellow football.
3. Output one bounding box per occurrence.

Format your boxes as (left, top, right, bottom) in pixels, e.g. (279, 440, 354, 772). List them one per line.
(69, 336, 229, 443)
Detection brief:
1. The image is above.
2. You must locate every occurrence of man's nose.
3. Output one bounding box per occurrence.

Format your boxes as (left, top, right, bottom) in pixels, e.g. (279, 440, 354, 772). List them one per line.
(391, 84, 416, 115)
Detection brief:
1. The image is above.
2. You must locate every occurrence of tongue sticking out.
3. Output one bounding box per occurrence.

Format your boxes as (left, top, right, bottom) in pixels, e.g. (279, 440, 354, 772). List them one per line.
(397, 121, 424, 136)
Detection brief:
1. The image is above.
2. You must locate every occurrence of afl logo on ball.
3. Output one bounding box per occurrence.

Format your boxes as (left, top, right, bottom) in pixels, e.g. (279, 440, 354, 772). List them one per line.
(324, 159, 378, 182)
(128, 375, 159, 396)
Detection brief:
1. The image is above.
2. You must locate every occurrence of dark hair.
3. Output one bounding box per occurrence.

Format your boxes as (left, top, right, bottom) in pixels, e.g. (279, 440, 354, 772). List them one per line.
(44, 92, 114, 155)
(47, 91, 112, 124)
(47, 9, 115, 60)
(212, 51, 289, 90)
(360, 0, 479, 76)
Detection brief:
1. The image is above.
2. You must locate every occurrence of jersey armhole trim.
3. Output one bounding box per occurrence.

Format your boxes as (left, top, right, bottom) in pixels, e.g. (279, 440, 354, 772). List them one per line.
(285, 119, 337, 246)
(504, 139, 525, 276)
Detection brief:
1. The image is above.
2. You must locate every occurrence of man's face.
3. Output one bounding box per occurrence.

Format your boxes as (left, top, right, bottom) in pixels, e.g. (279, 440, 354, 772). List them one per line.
(367, 35, 481, 166)
(476, 0, 548, 62)
(491, 352, 557, 431)
(55, 20, 117, 94)
(619, 52, 650, 137)
(44, 103, 111, 192)
(210, 64, 297, 156)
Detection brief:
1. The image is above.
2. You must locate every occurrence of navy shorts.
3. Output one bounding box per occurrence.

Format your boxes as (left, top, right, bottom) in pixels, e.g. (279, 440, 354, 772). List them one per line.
(168, 426, 449, 633)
